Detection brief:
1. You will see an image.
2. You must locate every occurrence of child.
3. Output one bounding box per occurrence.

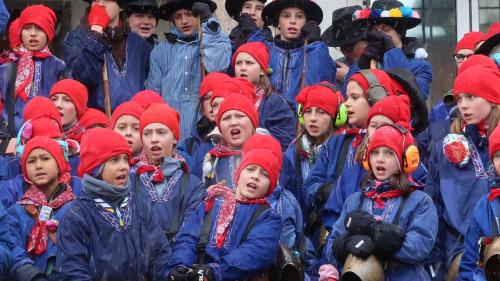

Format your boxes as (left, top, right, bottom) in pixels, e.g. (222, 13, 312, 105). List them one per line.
(135, 103, 206, 243)
(64, 0, 151, 111)
(147, 0, 231, 140)
(167, 138, 282, 280)
(261, 0, 335, 106)
(130, 89, 164, 109)
(56, 128, 171, 280)
(124, 0, 159, 47)
(8, 136, 77, 280)
(233, 42, 296, 150)
(321, 124, 438, 281)
(79, 108, 111, 129)
(49, 79, 89, 143)
(111, 101, 144, 161)
(0, 5, 65, 134)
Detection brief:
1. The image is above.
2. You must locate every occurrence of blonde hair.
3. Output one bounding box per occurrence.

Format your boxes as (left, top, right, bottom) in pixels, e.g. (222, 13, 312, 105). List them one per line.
(450, 104, 500, 136)
(361, 171, 412, 192)
(258, 74, 273, 98)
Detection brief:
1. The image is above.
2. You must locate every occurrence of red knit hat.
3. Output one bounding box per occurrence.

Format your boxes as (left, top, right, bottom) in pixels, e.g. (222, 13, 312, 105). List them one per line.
(9, 18, 21, 49)
(349, 69, 396, 98)
(455, 32, 485, 53)
(111, 101, 144, 129)
(23, 96, 62, 129)
(130, 90, 164, 109)
(457, 54, 499, 75)
(242, 134, 283, 164)
(367, 124, 415, 171)
(30, 117, 63, 139)
(366, 95, 411, 129)
(233, 148, 282, 197)
(232, 42, 270, 73)
(80, 108, 111, 129)
(454, 65, 500, 105)
(18, 5, 57, 43)
(22, 136, 70, 183)
(489, 125, 500, 159)
(50, 79, 89, 118)
(217, 94, 259, 129)
(296, 82, 345, 117)
(78, 128, 131, 177)
(211, 78, 256, 104)
(139, 103, 181, 141)
(200, 72, 232, 98)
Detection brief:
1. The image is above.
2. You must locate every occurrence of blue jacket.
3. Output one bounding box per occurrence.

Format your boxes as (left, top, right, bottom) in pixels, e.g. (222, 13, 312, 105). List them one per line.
(458, 194, 500, 281)
(266, 39, 336, 107)
(0, 175, 82, 209)
(322, 190, 438, 281)
(63, 27, 150, 111)
(430, 98, 456, 124)
(168, 200, 281, 281)
(8, 194, 74, 278)
(56, 190, 171, 281)
(425, 126, 492, 265)
(0, 57, 66, 133)
(146, 18, 231, 141)
(258, 94, 296, 152)
(203, 154, 241, 189)
(177, 118, 216, 171)
(0, 0, 9, 35)
(135, 166, 206, 243)
(0, 203, 14, 277)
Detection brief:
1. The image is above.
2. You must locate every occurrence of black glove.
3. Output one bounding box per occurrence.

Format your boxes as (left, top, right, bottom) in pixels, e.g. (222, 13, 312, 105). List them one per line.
(344, 234, 376, 259)
(371, 222, 406, 255)
(333, 232, 351, 263)
(344, 210, 375, 235)
(238, 13, 258, 33)
(192, 2, 212, 23)
(366, 31, 396, 53)
(357, 45, 379, 69)
(301, 22, 321, 43)
(167, 266, 196, 280)
(188, 264, 215, 281)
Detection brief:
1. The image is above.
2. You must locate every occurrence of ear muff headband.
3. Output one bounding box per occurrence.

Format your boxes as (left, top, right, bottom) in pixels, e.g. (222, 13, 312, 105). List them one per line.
(297, 103, 305, 125)
(362, 123, 420, 174)
(316, 83, 348, 127)
(359, 70, 389, 107)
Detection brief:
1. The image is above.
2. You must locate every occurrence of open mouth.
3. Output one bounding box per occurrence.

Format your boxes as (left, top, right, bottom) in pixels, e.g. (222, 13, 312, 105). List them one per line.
(151, 146, 161, 151)
(463, 113, 473, 119)
(139, 26, 152, 32)
(375, 166, 386, 172)
(230, 128, 241, 137)
(240, 74, 248, 78)
(288, 27, 298, 34)
(29, 39, 39, 44)
(246, 182, 257, 190)
(35, 172, 47, 177)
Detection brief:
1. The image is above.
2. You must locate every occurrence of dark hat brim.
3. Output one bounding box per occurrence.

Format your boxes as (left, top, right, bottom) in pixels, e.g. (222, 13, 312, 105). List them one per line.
(357, 16, 421, 31)
(321, 25, 367, 47)
(82, 0, 125, 6)
(262, 0, 323, 27)
(225, 0, 266, 21)
(159, 0, 217, 21)
(475, 33, 500, 55)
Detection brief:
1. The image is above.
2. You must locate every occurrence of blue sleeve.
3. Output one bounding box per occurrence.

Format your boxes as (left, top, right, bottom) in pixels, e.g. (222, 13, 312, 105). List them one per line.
(181, 175, 207, 227)
(321, 176, 347, 232)
(261, 94, 296, 152)
(0, 204, 13, 276)
(392, 194, 438, 264)
(145, 44, 165, 93)
(301, 141, 333, 210)
(382, 48, 411, 69)
(305, 41, 336, 86)
(0, 0, 9, 35)
(424, 142, 443, 219)
(201, 18, 232, 73)
(281, 146, 299, 201)
(56, 204, 93, 281)
(7, 206, 37, 275)
(63, 28, 110, 88)
(146, 205, 172, 281)
(409, 59, 433, 101)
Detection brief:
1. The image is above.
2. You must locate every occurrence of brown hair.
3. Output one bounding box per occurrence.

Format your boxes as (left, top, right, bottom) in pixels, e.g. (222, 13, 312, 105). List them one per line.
(450, 104, 500, 136)
(361, 170, 412, 192)
(258, 74, 274, 98)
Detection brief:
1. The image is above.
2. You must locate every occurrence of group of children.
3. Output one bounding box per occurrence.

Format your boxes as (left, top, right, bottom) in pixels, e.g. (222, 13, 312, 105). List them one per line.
(0, 0, 499, 280)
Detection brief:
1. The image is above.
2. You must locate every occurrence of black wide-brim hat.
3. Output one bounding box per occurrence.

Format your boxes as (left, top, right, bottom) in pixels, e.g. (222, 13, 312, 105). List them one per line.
(225, 0, 266, 21)
(354, 0, 421, 32)
(159, 0, 217, 21)
(475, 23, 500, 55)
(262, 0, 323, 27)
(124, 0, 159, 16)
(321, 5, 367, 47)
(82, 0, 127, 6)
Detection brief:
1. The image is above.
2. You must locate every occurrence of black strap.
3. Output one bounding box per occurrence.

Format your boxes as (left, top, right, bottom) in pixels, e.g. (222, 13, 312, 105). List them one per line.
(165, 173, 190, 242)
(333, 135, 355, 182)
(294, 146, 303, 189)
(197, 203, 270, 264)
(6, 62, 18, 136)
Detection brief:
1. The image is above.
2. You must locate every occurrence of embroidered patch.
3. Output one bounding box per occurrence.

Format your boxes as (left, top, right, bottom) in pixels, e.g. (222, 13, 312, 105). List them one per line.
(443, 134, 470, 168)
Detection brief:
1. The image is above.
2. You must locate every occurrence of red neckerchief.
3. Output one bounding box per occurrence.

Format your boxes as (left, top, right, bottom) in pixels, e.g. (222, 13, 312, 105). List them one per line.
(64, 121, 86, 143)
(364, 181, 413, 209)
(135, 158, 164, 183)
(345, 128, 364, 148)
(254, 87, 265, 110)
(205, 185, 268, 248)
(209, 145, 242, 158)
(488, 188, 500, 201)
(15, 46, 52, 102)
(18, 184, 75, 255)
(462, 120, 488, 138)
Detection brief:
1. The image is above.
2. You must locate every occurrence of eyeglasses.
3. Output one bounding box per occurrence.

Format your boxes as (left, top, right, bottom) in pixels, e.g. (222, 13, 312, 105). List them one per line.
(454, 53, 472, 62)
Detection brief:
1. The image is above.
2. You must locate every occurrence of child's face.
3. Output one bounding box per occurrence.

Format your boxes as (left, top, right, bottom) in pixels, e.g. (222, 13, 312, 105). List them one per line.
(101, 153, 129, 187)
(456, 93, 493, 125)
(303, 107, 332, 139)
(51, 94, 78, 127)
(240, 0, 265, 29)
(201, 93, 216, 122)
(173, 9, 197, 37)
(142, 123, 177, 164)
(345, 81, 370, 128)
(235, 52, 262, 86)
(236, 164, 270, 199)
(219, 110, 255, 149)
(127, 12, 157, 39)
(211, 97, 225, 117)
(21, 24, 48, 52)
(278, 7, 306, 42)
(369, 146, 400, 181)
(25, 148, 59, 187)
(114, 115, 142, 156)
(367, 115, 393, 139)
(493, 151, 500, 176)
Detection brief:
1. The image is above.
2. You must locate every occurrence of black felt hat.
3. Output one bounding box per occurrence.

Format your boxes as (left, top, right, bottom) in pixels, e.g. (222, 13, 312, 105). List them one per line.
(159, 0, 217, 21)
(321, 5, 368, 47)
(475, 22, 500, 55)
(225, 0, 266, 21)
(82, 0, 125, 6)
(124, 0, 159, 16)
(262, 0, 323, 27)
(354, 0, 421, 33)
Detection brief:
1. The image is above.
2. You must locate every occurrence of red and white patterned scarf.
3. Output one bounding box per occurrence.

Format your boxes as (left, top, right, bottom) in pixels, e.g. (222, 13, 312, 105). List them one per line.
(15, 46, 52, 102)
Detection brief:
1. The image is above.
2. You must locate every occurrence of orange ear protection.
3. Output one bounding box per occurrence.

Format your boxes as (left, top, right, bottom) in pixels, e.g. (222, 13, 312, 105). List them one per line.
(362, 123, 420, 174)
(359, 70, 389, 106)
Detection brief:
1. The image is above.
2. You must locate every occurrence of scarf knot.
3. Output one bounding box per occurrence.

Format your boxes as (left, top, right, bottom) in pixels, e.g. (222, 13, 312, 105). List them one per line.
(488, 188, 500, 201)
(209, 145, 242, 158)
(15, 46, 52, 102)
(136, 159, 164, 183)
(364, 180, 412, 208)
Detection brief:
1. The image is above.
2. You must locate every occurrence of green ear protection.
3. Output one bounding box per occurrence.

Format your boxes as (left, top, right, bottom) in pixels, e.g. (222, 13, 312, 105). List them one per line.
(297, 103, 305, 125)
(297, 83, 348, 128)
